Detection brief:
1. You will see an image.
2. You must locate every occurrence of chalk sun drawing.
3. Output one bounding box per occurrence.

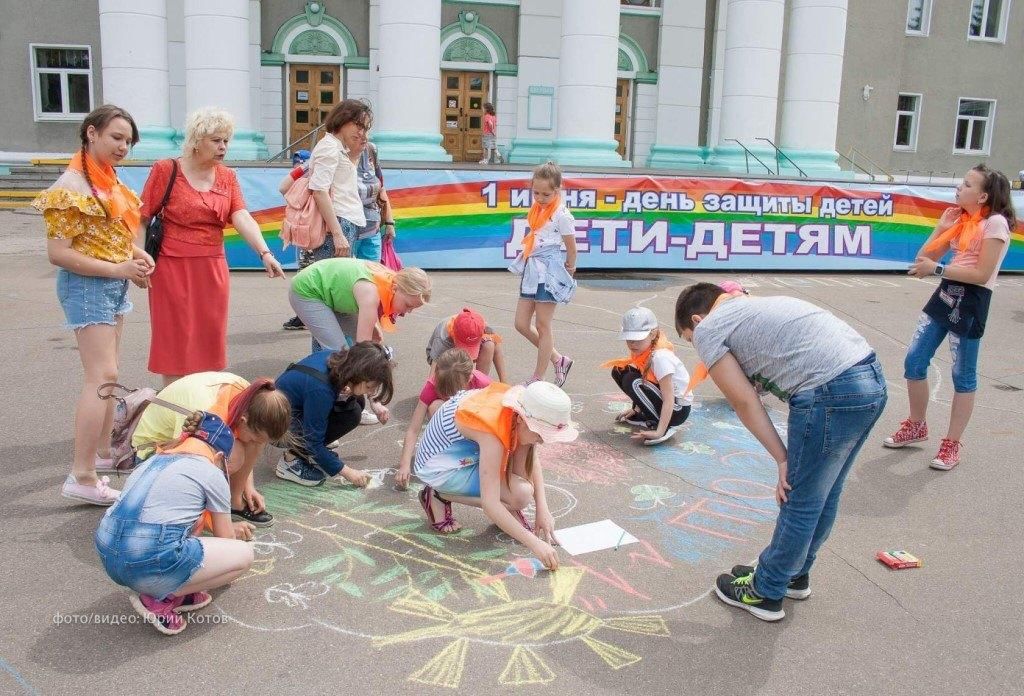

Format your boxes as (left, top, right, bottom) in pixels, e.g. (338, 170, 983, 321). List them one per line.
(374, 567, 669, 688)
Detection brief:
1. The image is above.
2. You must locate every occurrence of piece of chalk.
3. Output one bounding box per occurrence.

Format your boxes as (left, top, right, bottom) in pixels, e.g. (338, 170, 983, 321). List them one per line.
(614, 529, 627, 551)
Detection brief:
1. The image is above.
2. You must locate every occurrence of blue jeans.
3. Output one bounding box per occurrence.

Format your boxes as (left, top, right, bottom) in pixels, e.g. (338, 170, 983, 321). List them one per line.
(753, 357, 887, 600)
(904, 313, 981, 393)
(94, 455, 204, 600)
(56, 269, 132, 329)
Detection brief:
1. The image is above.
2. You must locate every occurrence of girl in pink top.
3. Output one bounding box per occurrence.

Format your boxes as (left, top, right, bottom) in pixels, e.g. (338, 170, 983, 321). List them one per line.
(479, 103, 502, 165)
(396, 348, 492, 488)
(887, 165, 1017, 470)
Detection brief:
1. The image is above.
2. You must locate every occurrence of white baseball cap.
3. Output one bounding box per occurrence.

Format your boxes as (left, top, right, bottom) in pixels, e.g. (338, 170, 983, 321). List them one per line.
(618, 307, 659, 341)
(501, 382, 579, 444)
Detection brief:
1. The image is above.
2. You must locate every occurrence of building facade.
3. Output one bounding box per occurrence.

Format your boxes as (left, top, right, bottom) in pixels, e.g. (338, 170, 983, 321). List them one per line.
(1, 0, 1020, 176)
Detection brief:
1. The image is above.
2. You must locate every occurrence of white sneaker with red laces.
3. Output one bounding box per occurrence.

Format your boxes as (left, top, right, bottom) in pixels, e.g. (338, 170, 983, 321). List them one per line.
(883, 419, 928, 448)
(929, 438, 962, 471)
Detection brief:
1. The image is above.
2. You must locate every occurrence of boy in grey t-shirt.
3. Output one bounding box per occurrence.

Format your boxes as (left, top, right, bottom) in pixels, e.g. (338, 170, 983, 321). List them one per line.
(675, 283, 887, 622)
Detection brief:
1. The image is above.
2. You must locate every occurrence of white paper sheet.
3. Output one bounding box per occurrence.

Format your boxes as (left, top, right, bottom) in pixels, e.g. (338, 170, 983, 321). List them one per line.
(555, 519, 638, 556)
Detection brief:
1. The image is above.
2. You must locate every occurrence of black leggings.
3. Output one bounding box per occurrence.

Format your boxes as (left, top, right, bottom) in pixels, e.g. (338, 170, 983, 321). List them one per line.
(611, 366, 691, 427)
(290, 395, 364, 462)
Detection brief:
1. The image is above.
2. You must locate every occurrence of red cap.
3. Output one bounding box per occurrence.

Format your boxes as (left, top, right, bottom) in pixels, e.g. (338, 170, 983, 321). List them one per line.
(450, 308, 486, 359)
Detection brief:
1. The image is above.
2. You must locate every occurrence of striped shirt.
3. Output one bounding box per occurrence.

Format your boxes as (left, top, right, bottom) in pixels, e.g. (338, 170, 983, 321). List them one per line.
(413, 390, 474, 484)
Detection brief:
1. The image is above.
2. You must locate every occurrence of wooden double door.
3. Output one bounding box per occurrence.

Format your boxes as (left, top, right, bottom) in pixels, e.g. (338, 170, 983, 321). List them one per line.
(614, 78, 631, 158)
(441, 70, 490, 162)
(289, 64, 341, 154)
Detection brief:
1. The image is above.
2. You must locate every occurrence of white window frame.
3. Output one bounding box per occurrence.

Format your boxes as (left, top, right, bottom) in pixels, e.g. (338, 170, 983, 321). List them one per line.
(30, 43, 94, 122)
(952, 97, 996, 156)
(905, 0, 932, 36)
(893, 92, 922, 152)
(967, 0, 1012, 43)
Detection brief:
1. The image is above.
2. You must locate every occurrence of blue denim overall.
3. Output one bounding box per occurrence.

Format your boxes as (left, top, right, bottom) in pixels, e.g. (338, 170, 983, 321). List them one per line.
(94, 455, 205, 600)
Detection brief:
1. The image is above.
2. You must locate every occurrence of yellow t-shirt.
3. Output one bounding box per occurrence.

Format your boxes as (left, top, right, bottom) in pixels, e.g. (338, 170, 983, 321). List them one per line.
(132, 372, 249, 460)
(34, 188, 139, 264)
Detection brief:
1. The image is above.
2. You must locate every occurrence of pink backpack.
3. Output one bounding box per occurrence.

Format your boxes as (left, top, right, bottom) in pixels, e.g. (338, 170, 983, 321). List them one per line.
(280, 175, 327, 251)
(99, 383, 195, 472)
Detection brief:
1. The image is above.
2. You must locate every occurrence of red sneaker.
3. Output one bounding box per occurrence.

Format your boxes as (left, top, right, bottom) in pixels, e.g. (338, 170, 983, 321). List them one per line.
(930, 438, 962, 471)
(883, 419, 928, 448)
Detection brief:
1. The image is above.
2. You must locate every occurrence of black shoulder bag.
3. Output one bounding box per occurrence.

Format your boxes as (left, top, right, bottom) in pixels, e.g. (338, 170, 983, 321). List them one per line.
(145, 159, 179, 261)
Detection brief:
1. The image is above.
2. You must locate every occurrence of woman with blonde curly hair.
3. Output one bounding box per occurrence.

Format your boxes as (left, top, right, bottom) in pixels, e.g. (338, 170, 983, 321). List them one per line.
(140, 107, 285, 387)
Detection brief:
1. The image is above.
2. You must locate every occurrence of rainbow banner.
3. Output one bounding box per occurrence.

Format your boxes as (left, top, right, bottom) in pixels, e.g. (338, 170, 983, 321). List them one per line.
(117, 167, 1024, 271)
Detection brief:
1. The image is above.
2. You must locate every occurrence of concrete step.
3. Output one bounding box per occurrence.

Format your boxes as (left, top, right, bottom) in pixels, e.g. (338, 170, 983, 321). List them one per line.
(0, 179, 51, 189)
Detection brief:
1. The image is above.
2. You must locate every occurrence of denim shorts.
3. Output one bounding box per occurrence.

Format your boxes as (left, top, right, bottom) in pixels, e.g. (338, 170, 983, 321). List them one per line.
(425, 439, 482, 498)
(353, 232, 382, 262)
(94, 517, 204, 600)
(519, 281, 558, 303)
(56, 268, 132, 330)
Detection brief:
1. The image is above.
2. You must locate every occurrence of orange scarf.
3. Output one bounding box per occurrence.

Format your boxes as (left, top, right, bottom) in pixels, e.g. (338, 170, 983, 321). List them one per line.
(602, 333, 676, 383)
(370, 266, 398, 332)
(924, 207, 989, 254)
(521, 194, 561, 259)
(454, 383, 517, 478)
(68, 150, 141, 233)
(445, 316, 502, 345)
(684, 292, 745, 397)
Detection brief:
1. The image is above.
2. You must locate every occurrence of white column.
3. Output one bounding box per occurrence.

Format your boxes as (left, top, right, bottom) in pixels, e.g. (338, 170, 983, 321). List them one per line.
(552, 0, 625, 166)
(98, 0, 177, 158)
(778, 0, 848, 173)
(373, 0, 448, 161)
(708, 0, 727, 147)
(707, 0, 785, 172)
(184, 0, 264, 158)
(507, 0, 561, 163)
(249, 0, 263, 147)
(368, 0, 380, 110)
(647, 0, 706, 168)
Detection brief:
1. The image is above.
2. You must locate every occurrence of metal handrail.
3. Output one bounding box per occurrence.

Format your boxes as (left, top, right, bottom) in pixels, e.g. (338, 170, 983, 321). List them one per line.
(267, 124, 326, 162)
(755, 137, 807, 178)
(835, 151, 878, 180)
(726, 139, 774, 175)
(845, 146, 894, 182)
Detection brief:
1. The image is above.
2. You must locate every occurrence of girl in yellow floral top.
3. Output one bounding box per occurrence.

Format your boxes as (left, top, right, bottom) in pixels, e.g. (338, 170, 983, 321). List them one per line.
(34, 104, 155, 506)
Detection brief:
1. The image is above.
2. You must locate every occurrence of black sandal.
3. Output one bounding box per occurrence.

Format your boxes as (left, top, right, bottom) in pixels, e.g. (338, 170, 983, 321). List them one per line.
(231, 507, 274, 527)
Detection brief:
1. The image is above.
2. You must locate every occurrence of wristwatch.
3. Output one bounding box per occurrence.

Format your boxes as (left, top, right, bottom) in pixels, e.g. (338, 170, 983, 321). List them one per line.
(933, 263, 944, 277)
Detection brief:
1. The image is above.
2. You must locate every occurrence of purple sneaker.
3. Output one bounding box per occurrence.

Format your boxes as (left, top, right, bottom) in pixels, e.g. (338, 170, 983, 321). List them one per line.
(61, 474, 119, 506)
(129, 593, 187, 635)
(175, 591, 213, 613)
(553, 356, 573, 387)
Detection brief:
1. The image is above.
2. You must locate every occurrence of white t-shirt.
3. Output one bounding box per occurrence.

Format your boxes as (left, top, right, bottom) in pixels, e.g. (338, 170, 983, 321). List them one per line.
(528, 205, 575, 284)
(308, 133, 366, 227)
(649, 349, 694, 405)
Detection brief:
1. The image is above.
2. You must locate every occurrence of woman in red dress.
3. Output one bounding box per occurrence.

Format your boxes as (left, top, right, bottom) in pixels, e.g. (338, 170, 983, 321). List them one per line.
(141, 108, 285, 385)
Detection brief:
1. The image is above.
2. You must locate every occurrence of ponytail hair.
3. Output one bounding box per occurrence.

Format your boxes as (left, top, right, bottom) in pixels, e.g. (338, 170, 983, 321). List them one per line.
(433, 348, 475, 399)
(532, 160, 562, 189)
(641, 328, 662, 378)
(972, 164, 1017, 230)
(228, 378, 291, 441)
(77, 105, 139, 220)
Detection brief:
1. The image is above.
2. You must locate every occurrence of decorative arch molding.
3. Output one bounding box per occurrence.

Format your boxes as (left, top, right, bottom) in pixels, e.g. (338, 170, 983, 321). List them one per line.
(617, 34, 649, 76)
(440, 20, 510, 66)
(271, 12, 359, 59)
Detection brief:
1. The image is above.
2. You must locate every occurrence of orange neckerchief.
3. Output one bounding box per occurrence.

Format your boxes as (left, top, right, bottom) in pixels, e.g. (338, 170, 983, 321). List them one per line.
(602, 333, 676, 383)
(68, 150, 141, 233)
(684, 292, 745, 397)
(370, 266, 398, 332)
(521, 194, 561, 259)
(924, 207, 989, 254)
(454, 383, 516, 478)
(445, 315, 503, 346)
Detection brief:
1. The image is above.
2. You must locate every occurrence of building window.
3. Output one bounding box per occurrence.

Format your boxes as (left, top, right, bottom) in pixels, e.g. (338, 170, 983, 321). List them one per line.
(30, 45, 93, 121)
(968, 0, 1009, 41)
(953, 98, 995, 154)
(621, 0, 659, 7)
(906, 0, 932, 35)
(894, 93, 922, 151)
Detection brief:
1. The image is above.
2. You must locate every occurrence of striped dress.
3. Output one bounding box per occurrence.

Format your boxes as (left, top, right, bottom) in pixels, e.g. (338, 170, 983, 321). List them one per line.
(413, 390, 476, 486)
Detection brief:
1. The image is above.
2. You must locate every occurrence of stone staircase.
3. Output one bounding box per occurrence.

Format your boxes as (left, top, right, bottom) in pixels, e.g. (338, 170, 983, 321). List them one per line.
(0, 161, 67, 209)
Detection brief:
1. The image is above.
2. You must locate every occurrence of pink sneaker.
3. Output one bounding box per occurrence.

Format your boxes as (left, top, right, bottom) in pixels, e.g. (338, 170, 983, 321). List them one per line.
(175, 591, 213, 613)
(553, 355, 573, 387)
(129, 593, 186, 635)
(94, 454, 118, 474)
(61, 474, 120, 506)
(883, 419, 928, 448)
(930, 439, 962, 471)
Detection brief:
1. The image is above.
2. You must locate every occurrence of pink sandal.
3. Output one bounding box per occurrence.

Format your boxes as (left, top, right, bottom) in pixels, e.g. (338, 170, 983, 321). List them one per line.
(418, 486, 459, 533)
(511, 509, 534, 533)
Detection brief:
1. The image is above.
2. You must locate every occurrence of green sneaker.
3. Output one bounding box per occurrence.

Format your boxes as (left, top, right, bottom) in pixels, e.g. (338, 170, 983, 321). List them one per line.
(714, 572, 785, 622)
(731, 564, 811, 600)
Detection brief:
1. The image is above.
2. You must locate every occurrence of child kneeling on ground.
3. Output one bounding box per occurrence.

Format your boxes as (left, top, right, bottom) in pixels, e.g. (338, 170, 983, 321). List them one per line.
(412, 381, 577, 570)
(603, 307, 693, 445)
(95, 412, 253, 635)
(275, 342, 394, 487)
(676, 282, 887, 622)
(396, 348, 492, 489)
